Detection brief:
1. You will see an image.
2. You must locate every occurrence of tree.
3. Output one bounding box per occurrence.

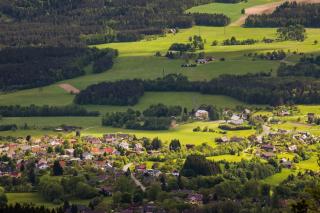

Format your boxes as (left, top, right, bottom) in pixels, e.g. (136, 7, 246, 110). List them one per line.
(277, 25, 306, 41)
(147, 184, 161, 201)
(52, 160, 63, 176)
(169, 139, 181, 151)
(151, 137, 162, 150)
(181, 155, 221, 177)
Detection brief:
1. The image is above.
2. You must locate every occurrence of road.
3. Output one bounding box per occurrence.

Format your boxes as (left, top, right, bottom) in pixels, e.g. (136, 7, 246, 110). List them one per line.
(122, 163, 146, 192)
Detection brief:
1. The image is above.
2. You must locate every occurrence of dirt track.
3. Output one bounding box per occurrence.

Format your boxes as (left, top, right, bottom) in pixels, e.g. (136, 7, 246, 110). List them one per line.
(58, 83, 80, 94)
(231, 0, 320, 26)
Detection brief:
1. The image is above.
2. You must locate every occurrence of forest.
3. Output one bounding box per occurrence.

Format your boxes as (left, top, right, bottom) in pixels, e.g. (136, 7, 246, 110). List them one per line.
(0, 47, 117, 91)
(245, 2, 320, 28)
(0, 0, 230, 46)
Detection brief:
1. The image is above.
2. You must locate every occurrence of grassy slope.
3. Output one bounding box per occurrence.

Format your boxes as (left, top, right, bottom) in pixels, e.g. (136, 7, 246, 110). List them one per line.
(186, 0, 281, 22)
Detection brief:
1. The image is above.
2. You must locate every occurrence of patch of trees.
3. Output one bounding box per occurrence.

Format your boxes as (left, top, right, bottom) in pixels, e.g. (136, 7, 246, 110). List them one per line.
(181, 155, 221, 177)
(223, 36, 258, 45)
(74, 80, 144, 106)
(193, 13, 230, 26)
(247, 50, 286, 60)
(245, 2, 320, 28)
(0, 105, 99, 117)
(218, 124, 252, 130)
(39, 175, 98, 204)
(0, 47, 117, 91)
(102, 107, 174, 130)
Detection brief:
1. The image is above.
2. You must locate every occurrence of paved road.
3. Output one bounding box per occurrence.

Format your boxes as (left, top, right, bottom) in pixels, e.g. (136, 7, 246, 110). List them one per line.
(123, 163, 146, 192)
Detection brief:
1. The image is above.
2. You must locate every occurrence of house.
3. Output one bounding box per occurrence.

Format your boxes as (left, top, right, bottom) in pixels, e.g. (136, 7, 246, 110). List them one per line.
(102, 147, 114, 155)
(65, 149, 74, 156)
(135, 164, 147, 172)
(134, 143, 143, 152)
(288, 145, 297, 152)
(280, 158, 292, 168)
(144, 169, 161, 177)
(186, 144, 195, 149)
(230, 136, 244, 142)
(215, 136, 229, 143)
(278, 110, 290, 117)
(195, 58, 208, 64)
(261, 152, 275, 159)
(195, 110, 209, 120)
(187, 193, 203, 205)
(82, 152, 93, 160)
(99, 186, 112, 196)
(307, 113, 315, 123)
(119, 142, 129, 150)
(228, 114, 244, 125)
(261, 144, 276, 152)
(172, 170, 180, 176)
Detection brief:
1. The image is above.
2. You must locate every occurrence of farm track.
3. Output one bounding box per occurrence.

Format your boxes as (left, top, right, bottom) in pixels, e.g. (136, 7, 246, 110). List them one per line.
(231, 0, 320, 26)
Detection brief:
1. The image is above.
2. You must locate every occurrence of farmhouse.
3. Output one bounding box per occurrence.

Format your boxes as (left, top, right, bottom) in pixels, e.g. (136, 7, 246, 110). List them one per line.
(195, 110, 209, 120)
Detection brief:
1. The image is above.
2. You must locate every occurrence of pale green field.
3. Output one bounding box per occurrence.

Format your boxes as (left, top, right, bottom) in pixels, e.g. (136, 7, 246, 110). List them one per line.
(6, 193, 91, 208)
(187, 0, 281, 22)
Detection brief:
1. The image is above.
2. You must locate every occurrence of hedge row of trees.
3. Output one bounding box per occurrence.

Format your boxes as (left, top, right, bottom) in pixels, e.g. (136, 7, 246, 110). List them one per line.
(0, 105, 99, 117)
(0, 47, 117, 91)
(193, 13, 230, 26)
(245, 2, 320, 28)
(223, 37, 258, 46)
(74, 80, 144, 106)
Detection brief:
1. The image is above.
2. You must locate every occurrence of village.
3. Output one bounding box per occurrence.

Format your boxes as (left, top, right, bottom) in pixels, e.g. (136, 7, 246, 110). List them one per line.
(0, 105, 319, 212)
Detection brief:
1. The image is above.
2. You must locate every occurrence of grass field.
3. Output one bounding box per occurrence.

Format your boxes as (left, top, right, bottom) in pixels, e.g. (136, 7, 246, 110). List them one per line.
(187, 0, 281, 22)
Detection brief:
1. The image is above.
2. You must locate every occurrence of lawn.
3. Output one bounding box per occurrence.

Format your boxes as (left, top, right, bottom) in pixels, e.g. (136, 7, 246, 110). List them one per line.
(6, 192, 91, 208)
(262, 168, 293, 185)
(187, 0, 281, 22)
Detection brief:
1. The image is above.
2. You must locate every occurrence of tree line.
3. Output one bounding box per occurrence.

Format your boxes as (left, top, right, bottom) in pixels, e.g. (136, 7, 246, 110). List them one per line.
(0, 105, 99, 117)
(0, 47, 117, 91)
(245, 2, 320, 28)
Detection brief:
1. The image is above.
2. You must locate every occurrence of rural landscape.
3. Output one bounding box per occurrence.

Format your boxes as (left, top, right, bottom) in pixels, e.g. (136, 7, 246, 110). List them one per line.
(0, 0, 320, 212)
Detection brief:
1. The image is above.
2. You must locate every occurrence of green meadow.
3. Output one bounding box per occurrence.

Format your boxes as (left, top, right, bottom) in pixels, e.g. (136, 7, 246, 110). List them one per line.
(187, 0, 281, 22)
